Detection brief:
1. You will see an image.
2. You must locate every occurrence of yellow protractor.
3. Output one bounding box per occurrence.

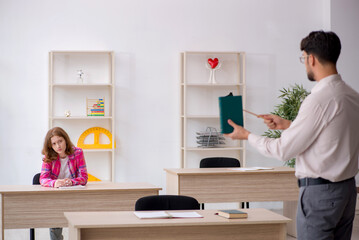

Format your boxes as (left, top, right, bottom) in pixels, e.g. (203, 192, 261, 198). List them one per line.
(88, 173, 101, 182)
(77, 127, 116, 149)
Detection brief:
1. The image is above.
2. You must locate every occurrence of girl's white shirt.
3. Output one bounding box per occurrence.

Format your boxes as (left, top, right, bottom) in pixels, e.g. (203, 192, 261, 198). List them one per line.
(58, 156, 71, 179)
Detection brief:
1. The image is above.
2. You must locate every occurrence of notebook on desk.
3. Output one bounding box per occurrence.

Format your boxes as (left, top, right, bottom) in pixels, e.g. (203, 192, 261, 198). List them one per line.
(58, 185, 86, 189)
(229, 167, 274, 171)
(134, 211, 203, 219)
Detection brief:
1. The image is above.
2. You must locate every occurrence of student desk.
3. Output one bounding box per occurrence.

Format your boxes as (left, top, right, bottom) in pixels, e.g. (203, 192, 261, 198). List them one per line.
(65, 209, 291, 240)
(0, 182, 161, 240)
(164, 166, 299, 236)
(164, 166, 298, 202)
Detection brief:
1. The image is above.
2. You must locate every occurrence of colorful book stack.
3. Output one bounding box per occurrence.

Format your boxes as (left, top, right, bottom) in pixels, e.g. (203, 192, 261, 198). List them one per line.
(87, 98, 105, 116)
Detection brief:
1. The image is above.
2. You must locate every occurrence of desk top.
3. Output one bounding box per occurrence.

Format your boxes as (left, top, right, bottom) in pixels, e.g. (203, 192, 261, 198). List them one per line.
(65, 209, 291, 228)
(164, 166, 295, 175)
(0, 182, 162, 193)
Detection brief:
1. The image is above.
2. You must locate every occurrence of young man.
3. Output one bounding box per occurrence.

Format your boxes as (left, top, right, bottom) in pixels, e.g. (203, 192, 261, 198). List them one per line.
(225, 31, 359, 240)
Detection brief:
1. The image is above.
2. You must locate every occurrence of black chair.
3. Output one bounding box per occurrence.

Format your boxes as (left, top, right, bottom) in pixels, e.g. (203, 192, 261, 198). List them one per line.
(199, 157, 249, 209)
(200, 157, 241, 168)
(30, 173, 41, 240)
(135, 195, 200, 211)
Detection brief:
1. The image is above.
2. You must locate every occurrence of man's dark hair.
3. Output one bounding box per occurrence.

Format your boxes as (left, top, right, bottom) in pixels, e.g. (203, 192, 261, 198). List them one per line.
(300, 30, 341, 65)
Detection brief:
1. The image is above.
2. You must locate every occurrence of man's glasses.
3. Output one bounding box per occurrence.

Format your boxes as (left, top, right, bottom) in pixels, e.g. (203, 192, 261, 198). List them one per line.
(299, 55, 309, 64)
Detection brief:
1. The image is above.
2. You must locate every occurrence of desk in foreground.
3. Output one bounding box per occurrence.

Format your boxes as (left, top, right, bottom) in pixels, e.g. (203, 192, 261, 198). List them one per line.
(0, 182, 161, 240)
(65, 209, 291, 240)
(164, 166, 298, 203)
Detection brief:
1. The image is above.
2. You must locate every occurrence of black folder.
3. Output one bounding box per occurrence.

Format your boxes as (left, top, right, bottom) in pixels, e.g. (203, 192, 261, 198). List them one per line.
(218, 92, 243, 134)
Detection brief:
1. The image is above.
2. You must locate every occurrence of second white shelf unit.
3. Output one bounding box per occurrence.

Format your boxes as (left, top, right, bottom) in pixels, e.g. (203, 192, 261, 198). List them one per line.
(180, 51, 246, 168)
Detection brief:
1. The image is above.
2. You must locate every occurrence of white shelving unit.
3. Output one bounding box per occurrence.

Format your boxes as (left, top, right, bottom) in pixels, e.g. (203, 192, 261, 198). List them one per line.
(180, 51, 246, 168)
(49, 51, 115, 182)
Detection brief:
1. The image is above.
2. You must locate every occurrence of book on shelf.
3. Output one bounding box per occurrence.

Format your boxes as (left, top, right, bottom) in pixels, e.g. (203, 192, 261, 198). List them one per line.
(218, 92, 243, 134)
(217, 209, 248, 219)
(133, 211, 203, 219)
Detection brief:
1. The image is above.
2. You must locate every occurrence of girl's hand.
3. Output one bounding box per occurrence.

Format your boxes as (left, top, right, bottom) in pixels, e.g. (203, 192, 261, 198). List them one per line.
(64, 178, 72, 186)
(54, 179, 65, 188)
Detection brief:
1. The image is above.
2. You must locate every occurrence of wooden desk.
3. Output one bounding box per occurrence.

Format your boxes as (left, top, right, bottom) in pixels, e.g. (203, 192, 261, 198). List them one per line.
(165, 166, 299, 237)
(65, 209, 291, 240)
(164, 166, 298, 202)
(0, 182, 161, 240)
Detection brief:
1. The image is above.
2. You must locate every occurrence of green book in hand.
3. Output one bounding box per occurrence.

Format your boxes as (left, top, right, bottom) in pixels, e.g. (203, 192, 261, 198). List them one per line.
(217, 209, 248, 219)
(218, 92, 244, 134)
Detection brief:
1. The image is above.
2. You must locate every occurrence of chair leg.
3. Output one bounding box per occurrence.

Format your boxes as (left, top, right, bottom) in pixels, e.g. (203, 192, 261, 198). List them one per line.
(241, 202, 249, 209)
(201, 203, 205, 210)
(30, 228, 35, 240)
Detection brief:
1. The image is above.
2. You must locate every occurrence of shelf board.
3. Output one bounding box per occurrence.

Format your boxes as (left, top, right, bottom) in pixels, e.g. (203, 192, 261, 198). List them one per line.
(52, 83, 112, 87)
(51, 116, 112, 120)
(182, 115, 219, 119)
(51, 51, 113, 54)
(183, 51, 244, 55)
(182, 83, 243, 87)
(183, 147, 243, 151)
(82, 149, 114, 153)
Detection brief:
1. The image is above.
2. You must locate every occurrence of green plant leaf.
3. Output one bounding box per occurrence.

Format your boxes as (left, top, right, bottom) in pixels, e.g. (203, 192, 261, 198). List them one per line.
(262, 84, 310, 167)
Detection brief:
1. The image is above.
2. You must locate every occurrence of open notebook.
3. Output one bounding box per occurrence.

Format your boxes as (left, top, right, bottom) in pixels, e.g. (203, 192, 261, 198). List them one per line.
(58, 185, 86, 189)
(134, 211, 203, 219)
(229, 167, 274, 171)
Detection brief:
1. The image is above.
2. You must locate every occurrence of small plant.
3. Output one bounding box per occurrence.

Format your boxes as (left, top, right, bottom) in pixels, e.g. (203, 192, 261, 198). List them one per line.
(262, 84, 310, 168)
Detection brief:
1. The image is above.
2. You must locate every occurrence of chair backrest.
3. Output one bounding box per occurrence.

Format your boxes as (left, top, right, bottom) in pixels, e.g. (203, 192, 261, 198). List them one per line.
(33, 173, 41, 185)
(199, 157, 240, 168)
(135, 195, 200, 211)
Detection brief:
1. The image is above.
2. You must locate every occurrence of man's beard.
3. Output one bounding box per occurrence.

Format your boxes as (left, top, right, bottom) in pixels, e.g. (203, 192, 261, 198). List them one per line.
(307, 70, 315, 82)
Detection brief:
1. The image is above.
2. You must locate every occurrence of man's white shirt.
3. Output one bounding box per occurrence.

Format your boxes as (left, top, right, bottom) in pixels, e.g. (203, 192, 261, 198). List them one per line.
(248, 74, 359, 182)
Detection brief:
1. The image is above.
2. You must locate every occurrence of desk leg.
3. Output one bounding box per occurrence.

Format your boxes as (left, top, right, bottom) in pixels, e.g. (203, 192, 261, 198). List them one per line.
(0, 194, 4, 240)
(69, 225, 80, 240)
(279, 223, 288, 240)
(283, 200, 297, 238)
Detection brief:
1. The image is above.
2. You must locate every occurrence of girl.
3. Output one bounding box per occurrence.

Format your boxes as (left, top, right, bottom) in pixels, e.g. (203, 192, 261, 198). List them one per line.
(40, 127, 88, 240)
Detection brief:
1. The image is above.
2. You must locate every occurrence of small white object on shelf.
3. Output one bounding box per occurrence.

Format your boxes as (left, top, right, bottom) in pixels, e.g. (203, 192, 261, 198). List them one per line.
(206, 58, 222, 84)
(77, 69, 84, 84)
(64, 110, 71, 117)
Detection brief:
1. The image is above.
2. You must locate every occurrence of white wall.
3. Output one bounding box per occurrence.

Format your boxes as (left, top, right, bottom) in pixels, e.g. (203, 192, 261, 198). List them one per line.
(330, 0, 359, 185)
(331, 0, 359, 90)
(1, 0, 357, 191)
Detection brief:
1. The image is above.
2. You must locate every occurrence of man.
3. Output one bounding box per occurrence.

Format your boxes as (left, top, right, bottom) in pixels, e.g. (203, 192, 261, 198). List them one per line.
(225, 30, 359, 240)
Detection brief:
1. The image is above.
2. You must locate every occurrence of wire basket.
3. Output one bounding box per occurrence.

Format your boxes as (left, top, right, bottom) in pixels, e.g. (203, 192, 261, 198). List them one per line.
(196, 127, 225, 148)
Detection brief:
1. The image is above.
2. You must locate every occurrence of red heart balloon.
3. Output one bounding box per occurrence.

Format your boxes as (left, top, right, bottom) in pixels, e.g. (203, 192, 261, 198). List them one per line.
(208, 58, 219, 69)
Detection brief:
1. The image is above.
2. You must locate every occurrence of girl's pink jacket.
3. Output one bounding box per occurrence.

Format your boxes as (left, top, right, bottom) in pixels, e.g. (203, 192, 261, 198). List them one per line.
(40, 147, 88, 187)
